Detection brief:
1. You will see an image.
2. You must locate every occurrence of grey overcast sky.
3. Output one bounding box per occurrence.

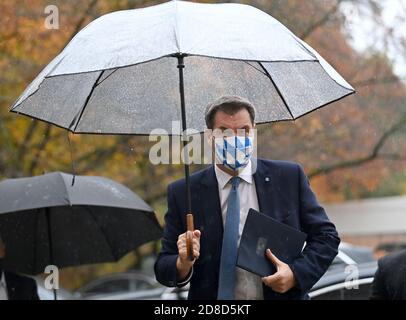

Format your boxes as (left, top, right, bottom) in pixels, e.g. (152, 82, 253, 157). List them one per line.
(340, 0, 406, 81)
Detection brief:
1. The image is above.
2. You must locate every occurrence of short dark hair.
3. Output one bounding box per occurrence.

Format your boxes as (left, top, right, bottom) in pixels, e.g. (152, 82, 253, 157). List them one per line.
(205, 95, 256, 129)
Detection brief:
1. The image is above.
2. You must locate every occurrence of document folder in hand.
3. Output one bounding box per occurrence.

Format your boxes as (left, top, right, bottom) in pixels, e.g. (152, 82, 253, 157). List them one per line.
(237, 208, 307, 277)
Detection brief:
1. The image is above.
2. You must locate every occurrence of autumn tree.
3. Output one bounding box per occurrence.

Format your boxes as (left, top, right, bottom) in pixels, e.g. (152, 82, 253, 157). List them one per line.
(1, 0, 405, 289)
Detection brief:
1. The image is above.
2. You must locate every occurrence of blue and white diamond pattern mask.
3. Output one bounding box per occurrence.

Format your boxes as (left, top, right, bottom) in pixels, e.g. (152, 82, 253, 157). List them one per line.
(214, 135, 254, 171)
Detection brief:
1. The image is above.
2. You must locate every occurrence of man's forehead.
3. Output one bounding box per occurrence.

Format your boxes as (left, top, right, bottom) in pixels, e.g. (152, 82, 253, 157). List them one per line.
(213, 109, 252, 127)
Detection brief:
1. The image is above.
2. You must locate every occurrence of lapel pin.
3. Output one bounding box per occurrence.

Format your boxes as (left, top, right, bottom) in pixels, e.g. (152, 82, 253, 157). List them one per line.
(265, 177, 270, 182)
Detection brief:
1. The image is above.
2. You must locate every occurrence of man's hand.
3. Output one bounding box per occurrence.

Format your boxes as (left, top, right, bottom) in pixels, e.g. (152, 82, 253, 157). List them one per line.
(262, 249, 297, 293)
(176, 230, 201, 281)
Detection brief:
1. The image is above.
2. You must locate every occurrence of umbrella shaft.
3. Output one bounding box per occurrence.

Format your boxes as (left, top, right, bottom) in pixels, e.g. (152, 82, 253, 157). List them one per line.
(45, 208, 58, 300)
(177, 55, 192, 214)
(45, 208, 54, 266)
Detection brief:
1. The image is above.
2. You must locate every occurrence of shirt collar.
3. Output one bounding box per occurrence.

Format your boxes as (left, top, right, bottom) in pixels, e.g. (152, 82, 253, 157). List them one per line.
(214, 160, 254, 189)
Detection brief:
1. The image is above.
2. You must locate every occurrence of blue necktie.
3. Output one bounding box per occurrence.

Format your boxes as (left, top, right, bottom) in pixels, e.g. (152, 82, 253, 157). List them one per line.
(218, 176, 240, 300)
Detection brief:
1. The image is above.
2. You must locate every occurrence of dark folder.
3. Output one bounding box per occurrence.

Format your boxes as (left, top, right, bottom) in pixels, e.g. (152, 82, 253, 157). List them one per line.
(237, 208, 307, 277)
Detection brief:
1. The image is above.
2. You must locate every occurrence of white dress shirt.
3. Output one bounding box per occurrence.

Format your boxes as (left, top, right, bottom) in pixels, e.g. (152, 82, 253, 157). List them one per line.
(214, 161, 264, 300)
(0, 271, 8, 300)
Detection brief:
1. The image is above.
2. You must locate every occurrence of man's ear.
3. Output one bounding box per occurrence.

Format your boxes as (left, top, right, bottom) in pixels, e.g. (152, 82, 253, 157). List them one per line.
(249, 123, 256, 136)
(204, 128, 213, 146)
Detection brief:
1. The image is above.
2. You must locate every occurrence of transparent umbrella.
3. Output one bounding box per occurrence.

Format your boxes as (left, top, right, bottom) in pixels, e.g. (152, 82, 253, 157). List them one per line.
(10, 0, 355, 259)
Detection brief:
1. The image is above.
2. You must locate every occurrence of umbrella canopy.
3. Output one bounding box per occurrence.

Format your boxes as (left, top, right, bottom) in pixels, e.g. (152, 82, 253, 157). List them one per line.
(10, 0, 354, 134)
(0, 172, 162, 275)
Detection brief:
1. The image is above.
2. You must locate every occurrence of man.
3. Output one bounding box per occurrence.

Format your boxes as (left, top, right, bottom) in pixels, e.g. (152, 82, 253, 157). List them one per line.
(154, 95, 340, 300)
(0, 235, 39, 300)
(371, 249, 406, 300)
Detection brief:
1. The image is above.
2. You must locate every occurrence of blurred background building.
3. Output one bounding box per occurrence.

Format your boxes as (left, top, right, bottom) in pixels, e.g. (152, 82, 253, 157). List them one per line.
(324, 195, 406, 258)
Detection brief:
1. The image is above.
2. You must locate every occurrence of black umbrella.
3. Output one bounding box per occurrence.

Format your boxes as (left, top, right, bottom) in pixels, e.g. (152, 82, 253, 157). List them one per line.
(0, 172, 162, 299)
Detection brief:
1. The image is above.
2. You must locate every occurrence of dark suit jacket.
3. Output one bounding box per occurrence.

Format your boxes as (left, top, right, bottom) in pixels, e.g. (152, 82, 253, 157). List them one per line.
(4, 271, 39, 300)
(154, 159, 340, 300)
(371, 250, 406, 300)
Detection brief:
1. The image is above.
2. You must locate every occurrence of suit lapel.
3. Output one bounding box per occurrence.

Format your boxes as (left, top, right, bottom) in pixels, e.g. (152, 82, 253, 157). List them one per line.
(5, 272, 17, 300)
(201, 160, 284, 230)
(253, 159, 273, 216)
(253, 159, 286, 222)
(200, 166, 223, 235)
(200, 166, 224, 266)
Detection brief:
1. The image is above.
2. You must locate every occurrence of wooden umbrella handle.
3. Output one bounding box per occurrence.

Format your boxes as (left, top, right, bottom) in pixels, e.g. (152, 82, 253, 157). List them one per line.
(186, 213, 194, 261)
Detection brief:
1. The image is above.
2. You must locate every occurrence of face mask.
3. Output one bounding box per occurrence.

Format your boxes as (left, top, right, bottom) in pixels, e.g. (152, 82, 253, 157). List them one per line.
(214, 135, 254, 171)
